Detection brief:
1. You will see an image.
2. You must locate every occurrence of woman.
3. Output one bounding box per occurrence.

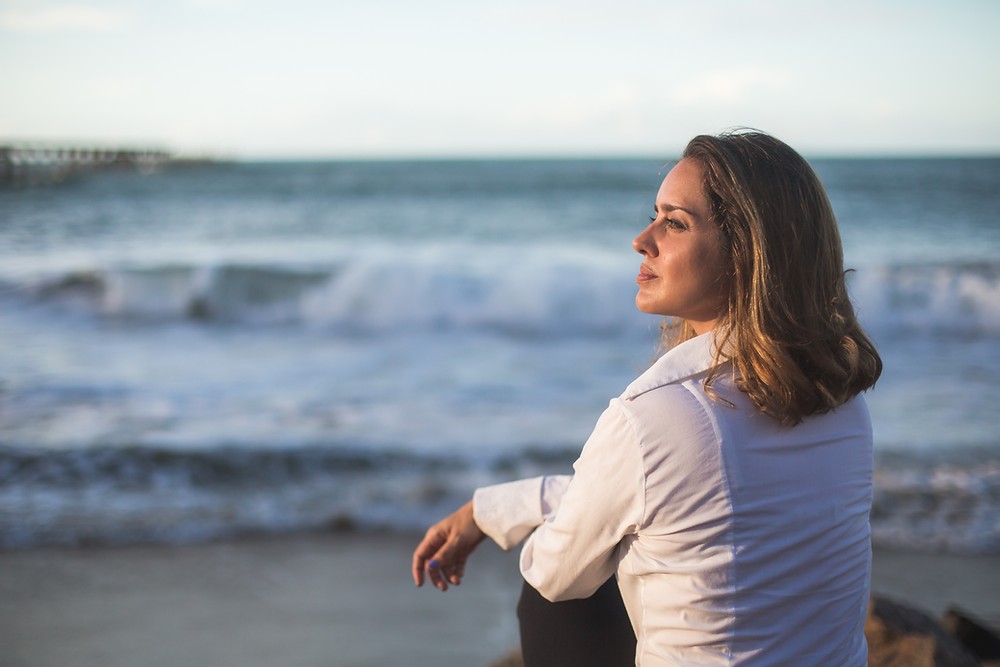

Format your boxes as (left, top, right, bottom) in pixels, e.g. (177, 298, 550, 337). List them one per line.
(412, 130, 882, 666)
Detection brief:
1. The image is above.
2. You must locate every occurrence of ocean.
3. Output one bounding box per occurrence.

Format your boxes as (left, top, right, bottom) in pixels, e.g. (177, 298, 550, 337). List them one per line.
(1, 157, 998, 553)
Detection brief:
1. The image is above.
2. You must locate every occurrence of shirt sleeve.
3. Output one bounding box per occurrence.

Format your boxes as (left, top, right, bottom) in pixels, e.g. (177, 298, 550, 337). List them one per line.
(473, 475, 572, 550)
(519, 399, 644, 602)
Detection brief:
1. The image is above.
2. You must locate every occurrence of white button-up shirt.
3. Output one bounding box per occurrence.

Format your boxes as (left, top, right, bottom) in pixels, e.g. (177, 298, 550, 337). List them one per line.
(473, 332, 872, 666)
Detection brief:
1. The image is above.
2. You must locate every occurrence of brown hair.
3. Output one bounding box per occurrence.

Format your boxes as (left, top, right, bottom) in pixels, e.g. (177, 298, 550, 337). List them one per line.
(673, 129, 881, 425)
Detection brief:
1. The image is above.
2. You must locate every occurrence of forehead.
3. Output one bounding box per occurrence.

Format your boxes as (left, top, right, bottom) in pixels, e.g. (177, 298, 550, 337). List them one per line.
(656, 158, 709, 216)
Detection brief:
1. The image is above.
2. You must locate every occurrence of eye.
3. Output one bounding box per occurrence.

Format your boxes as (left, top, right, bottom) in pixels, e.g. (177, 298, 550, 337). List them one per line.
(649, 213, 687, 231)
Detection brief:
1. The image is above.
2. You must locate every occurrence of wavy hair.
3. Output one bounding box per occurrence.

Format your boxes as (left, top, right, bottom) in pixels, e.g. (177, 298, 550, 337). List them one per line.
(671, 130, 881, 425)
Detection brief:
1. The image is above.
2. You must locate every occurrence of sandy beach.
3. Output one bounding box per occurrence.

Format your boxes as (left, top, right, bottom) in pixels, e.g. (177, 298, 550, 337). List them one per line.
(1, 533, 522, 667)
(2, 532, 998, 667)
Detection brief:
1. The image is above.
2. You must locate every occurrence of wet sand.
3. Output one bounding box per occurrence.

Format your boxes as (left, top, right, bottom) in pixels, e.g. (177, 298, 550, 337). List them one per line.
(1, 533, 997, 667)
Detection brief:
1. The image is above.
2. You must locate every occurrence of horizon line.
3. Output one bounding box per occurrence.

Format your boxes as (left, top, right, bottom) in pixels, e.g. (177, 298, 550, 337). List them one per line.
(4, 139, 1000, 163)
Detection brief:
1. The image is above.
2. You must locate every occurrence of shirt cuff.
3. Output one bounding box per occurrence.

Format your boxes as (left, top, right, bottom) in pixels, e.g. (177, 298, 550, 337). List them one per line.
(473, 476, 546, 550)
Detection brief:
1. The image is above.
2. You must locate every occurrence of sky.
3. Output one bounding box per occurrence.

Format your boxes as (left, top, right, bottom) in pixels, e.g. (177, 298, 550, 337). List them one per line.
(1, 0, 998, 159)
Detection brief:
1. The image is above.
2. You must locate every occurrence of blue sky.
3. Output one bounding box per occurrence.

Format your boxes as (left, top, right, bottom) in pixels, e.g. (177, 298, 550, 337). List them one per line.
(1, 0, 998, 158)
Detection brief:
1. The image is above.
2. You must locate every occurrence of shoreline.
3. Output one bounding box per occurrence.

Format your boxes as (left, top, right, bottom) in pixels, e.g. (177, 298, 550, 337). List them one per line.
(2, 533, 997, 667)
(869, 545, 1000, 625)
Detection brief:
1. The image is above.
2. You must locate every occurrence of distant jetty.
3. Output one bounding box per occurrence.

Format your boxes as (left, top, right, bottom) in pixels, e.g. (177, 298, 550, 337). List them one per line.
(0, 142, 212, 185)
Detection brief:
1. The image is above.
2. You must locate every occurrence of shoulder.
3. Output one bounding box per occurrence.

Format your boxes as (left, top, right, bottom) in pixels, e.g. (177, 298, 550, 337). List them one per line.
(618, 376, 721, 454)
(617, 332, 725, 437)
(622, 331, 720, 400)
(612, 363, 735, 532)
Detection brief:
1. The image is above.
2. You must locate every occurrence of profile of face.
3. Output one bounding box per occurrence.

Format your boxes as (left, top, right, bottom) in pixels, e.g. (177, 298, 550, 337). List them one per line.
(632, 158, 728, 335)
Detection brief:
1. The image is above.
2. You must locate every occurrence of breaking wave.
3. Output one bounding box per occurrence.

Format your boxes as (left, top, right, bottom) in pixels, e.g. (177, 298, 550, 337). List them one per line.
(4, 255, 1000, 339)
(1, 444, 997, 553)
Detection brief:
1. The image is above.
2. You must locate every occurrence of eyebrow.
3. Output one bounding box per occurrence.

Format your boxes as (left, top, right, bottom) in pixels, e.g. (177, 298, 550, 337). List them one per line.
(653, 203, 696, 216)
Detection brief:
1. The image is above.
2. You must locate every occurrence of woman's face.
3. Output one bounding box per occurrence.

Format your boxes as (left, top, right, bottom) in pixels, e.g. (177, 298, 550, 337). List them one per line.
(632, 158, 727, 335)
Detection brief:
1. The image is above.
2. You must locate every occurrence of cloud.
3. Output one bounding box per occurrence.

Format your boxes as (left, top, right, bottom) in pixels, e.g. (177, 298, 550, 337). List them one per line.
(672, 65, 791, 106)
(0, 5, 128, 33)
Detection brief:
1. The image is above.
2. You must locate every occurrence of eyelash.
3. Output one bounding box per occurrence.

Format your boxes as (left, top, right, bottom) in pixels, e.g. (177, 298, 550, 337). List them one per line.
(649, 215, 685, 230)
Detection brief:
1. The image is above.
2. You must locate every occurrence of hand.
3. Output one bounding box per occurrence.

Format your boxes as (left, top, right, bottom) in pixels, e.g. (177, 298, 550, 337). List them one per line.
(412, 500, 486, 591)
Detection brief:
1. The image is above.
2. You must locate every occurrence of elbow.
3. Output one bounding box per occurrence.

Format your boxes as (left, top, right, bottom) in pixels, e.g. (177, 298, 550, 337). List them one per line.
(523, 571, 597, 603)
(530, 580, 574, 603)
(518, 532, 615, 602)
(520, 550, 572, 601)
(535, 581, 572, 603)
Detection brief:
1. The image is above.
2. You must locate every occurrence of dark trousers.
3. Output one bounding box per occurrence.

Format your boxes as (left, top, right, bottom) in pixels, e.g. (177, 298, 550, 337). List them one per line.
(517, 577, 636, 666)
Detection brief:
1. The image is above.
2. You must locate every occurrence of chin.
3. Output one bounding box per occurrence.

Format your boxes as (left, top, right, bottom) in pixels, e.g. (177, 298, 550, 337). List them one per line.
(634, 299, 666, 316)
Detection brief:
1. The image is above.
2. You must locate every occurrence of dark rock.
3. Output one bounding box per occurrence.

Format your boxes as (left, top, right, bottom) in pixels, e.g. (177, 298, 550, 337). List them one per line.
(492, 595, 996, 667)
(941, 607, 1000, 662)
(866, 596, 981, 667)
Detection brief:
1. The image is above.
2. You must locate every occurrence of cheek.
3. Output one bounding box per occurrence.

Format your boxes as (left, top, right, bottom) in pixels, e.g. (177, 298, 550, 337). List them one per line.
(680, 242, 718, 277)
(689, 238, 728, 295)
(702, 245, 726, 278)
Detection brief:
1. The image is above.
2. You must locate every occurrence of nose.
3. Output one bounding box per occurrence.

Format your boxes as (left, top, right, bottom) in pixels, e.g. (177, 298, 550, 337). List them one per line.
(632, 225, 656, 257)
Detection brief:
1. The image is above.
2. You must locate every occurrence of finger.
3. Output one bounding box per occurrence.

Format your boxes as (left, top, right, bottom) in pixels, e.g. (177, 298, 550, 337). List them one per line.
(412, 546, 429, 586)
(412, 553, 426, 587)
(428, 539, 463, 590)
(426, 558, 450, 591)
(413, 544, 434, 586)
(412, 529, 445, 586)
(442, 554, 463, 585)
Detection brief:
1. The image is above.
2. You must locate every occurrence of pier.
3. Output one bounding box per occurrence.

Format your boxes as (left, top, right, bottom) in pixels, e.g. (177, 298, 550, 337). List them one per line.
(0, 143, 175, 185)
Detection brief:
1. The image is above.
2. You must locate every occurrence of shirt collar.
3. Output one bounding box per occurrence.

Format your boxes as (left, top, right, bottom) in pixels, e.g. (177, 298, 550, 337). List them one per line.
(623, 331, 721, 400)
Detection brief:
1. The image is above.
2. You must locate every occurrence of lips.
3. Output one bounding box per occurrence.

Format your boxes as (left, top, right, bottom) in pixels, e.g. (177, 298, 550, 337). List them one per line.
(637, 265, 657, 283)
